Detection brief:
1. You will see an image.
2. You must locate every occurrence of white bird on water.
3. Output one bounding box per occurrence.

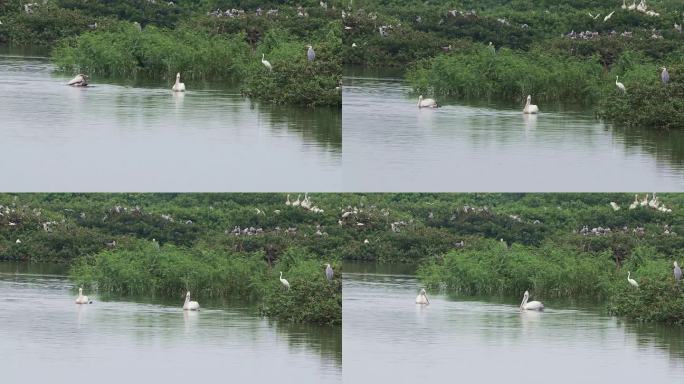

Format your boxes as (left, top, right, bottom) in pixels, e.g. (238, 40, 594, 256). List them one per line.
(279, 271, 290, 290)
(523, 95, 538, 114)
(417, 95, 437, 108)
(627, 271, 639, 288)
(172, 72, 185, 92)
(415, 288, 430, 304)
(75, 287, 92, 304)
(520, 290, 544, 311)
(261, 54, 272, 71)
(183, 291, 200, 311)
(615, 76, 626, 93)
(68, 74, 89, 87)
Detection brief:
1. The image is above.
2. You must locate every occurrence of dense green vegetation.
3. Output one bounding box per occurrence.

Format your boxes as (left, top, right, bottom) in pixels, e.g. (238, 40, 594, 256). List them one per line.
(0, 1, 341, 107)
(0, 193, 342, 325)
(345, 1, 684, 127)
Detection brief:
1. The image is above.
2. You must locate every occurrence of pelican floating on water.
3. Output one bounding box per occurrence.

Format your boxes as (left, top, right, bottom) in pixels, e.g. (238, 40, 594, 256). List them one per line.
(523, 95, 538, 114)
(172, 72, 185, 92)
(68, 74, 89, 87)
(75, 287, 92, 304)
(183, 291, 200, 311)
(415, 288, 430, 304)
(520, 290, 543, 311)
(417, 95, 437, 108)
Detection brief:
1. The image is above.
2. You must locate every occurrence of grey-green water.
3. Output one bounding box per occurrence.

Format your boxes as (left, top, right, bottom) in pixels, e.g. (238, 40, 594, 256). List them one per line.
(343, 263, 684, 384)
(0, 49, 341, 191)
(0, 263, 341, 383)
(342, 68, 684, 191)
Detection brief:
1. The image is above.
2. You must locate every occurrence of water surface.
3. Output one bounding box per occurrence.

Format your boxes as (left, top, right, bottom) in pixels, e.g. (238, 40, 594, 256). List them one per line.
(0, 262, 341, 383)
(343, 68, 684, 191)
(343, 263, 684, 384)
(0, 48, 341, 191)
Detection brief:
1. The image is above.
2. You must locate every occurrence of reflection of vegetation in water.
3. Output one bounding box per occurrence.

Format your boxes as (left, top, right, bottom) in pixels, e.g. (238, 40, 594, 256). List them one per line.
(274, 320, 342, 368)
(620, 319, 684, 360)
(611, 123, 684, 168)
(260, 104, 342, 151)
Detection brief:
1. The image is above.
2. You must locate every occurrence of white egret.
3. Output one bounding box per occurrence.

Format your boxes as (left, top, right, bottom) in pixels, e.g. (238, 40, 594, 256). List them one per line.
(307, 45, 315, 62)
(293, 194, 301, 207)
(417, 95, 437, 108)
(520, 290, 544, 310)
(15, 239, 21, 244)
(604, 11, 615, 22)
(628, 1, 636, 10)
(285, 194, 292, 206)
(279, 271, 290, 290)
(67, 74, 89, 86)
(523, 95, 539, 114)
(75, 287, 92, 304)
(615, 76, 626, 93)
(674, 261, 682, 282)
(325, 263, 333, 283)
(627, 271, 639, 288)
(622, 0, 627, 9)
(172, 72, 185, 92)
(610, 202, 620, 211)
(640, 194, 648, 206)
(415, 288, 430, 304)
(183, 291, 200, 311)
(629, 194, 639, 210)
(261, 54, 272, 71)
(661, 67, 670, 85)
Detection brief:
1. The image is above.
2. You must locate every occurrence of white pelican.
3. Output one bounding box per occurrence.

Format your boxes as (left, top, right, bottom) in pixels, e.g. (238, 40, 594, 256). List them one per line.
(523, 95, 539, 114)
(172, 72, 185, 92)
(627, 271, 639, 288)
(640, 194, 648, 206)
(615, 76, 626, 93)
(183, 291, 200, 310)
(415, 288, 430, 304)
(279, 271, 290, 290)
(417, 95, 437, 108)
(520, 290, 544, 311)
(67, 74, 89, 86)
(292, 194, 301, 207)
(75, 287, 92, 304)
(285, 194, 291, 206)
(610, 202, 620, 211)
(261, 54, 272, 71)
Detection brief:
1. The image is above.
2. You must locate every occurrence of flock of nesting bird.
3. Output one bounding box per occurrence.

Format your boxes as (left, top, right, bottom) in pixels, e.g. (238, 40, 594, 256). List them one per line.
(65, 45, 316, 91)
(285, 192, 324, 213)
(75, 263, 335, 310)
(610, 192, 673, 213)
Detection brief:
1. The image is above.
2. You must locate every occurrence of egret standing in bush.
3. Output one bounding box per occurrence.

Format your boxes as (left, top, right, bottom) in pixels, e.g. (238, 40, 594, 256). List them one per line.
(615, 76, 626, 93)
(279, 271, 290, 290)
(325, 263, 333, 283)
(674, 261, 682, 283)
(307, 45, 316, 62)
(661, 67, 670, 85)
(172, 72, 185, 92)
(261, 54, 272, 71)
(627, 271, 639, 288)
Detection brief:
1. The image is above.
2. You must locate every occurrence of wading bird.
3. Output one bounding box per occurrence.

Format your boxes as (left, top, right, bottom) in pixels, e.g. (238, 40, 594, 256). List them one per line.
(68, 74, 89, 87)
(417, 95, 437, 108)
(279, 271, 290, 290)
(627, 271, 639, 288)
(674, 261, 682, 283)
(325, 263, 333, 283)
(75, 287, 92, 304)
(261, 54, 272, 71)
(520, 290, 544, 311)
(615, 76, 626, 93)
(307, 45, 315, 61)
(172, 72, 185, 92)
(183, 291, 200, 311)
(661, 67, 670, 85)
(523, 95, 539, 114)
(415, 288, 430, 304)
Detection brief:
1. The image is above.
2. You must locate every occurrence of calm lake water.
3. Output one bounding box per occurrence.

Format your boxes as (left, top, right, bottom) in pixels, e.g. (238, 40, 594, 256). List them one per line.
(0, 263, 341, 384)
(343, 263, 684, 384)
(343, 68, 684, 191)
(0, 48, 341, 191)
